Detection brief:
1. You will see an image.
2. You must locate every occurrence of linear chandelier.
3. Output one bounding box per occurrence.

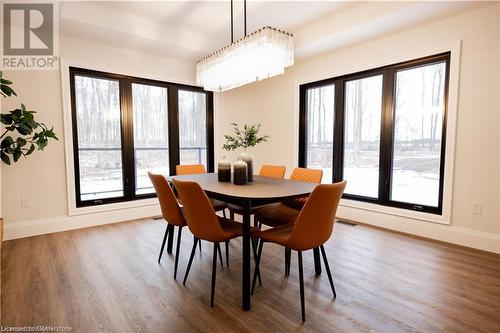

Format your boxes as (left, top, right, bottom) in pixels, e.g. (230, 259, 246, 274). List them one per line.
(196, 0, 294, 92)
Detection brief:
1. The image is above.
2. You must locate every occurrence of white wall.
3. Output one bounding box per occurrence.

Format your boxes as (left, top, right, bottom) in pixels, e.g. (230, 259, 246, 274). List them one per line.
(1, 5, 499, 253)
(215, 5, 500, 252)
(1, 36, 195, 236)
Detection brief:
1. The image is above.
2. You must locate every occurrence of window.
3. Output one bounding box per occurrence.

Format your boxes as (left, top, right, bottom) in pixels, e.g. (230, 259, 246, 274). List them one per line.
(70, 67, 214, 207)
(132, 83, 169, 195)
(299, 53, 449, 214)
(178, 90, 208, 167)
(73, 75, 123, 201)
(390, 62, 446, 207)
(343, 75, 382, 197)
(302, 84, 335, 183)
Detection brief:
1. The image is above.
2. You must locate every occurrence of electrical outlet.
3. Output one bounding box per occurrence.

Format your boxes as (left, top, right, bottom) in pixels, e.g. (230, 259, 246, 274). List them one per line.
(472, 201, 482, 215)
(21, 196, 32, 208)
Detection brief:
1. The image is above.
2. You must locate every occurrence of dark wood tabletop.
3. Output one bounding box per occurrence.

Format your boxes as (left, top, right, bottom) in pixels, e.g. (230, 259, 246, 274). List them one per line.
(171, 173, 316, 201)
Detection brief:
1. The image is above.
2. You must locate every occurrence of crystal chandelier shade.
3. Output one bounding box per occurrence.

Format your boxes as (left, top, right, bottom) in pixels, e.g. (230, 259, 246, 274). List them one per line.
(196, 26, 294, 92)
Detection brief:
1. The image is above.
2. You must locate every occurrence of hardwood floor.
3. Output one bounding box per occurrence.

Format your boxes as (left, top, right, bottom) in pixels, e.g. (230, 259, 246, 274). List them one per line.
(2, 218, 500, 332)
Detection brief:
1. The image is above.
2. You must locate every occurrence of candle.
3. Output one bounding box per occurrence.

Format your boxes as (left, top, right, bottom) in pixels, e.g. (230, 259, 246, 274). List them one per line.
(218, 156, 231, 182)
(233, 159, 248, 185)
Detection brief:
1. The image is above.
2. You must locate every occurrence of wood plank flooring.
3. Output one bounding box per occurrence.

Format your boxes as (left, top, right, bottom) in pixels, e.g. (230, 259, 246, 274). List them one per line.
(2, 218, 500, 332)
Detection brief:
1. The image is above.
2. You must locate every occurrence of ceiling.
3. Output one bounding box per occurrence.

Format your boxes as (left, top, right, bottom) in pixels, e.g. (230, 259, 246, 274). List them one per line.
(59, 1, 493, 63)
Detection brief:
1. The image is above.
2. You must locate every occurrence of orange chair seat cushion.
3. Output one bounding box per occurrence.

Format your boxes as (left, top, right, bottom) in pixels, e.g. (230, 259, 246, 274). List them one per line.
(256, 223, 295, 248)
(254, 203, 300, 227)
(218, 217, 259, 239)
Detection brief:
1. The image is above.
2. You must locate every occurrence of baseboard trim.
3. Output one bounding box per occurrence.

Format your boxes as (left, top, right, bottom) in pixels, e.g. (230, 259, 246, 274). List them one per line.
(3, 205, 499, 254)
(3, 205, 161, 241)
(337, 206, 500, 254)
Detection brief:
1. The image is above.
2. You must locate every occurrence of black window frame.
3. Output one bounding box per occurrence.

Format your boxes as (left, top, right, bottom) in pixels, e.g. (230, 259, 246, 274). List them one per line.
(70, 67, 214, 208)
(299, 52, 450, 215)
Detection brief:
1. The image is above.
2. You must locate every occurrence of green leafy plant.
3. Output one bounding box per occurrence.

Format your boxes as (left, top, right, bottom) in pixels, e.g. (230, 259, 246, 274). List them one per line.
(0, 71, 58, 165)
(222, 123, 269, 151)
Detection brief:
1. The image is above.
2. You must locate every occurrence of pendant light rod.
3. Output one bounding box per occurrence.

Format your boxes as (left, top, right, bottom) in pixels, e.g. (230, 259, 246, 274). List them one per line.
(230, 0, 234, 43)
(230, 0, 247, 43)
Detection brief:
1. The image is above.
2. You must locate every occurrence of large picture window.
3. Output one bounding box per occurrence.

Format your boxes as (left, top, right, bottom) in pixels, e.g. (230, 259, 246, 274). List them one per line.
(70, 67, 214, 207)
(299, 53, 449, 214)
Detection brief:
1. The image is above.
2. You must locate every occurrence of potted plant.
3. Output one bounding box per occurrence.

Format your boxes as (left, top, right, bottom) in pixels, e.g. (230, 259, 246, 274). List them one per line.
(222, 123, 269, 182)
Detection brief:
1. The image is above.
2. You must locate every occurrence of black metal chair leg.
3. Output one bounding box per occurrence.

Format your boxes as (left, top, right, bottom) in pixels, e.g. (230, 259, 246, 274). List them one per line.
(230, 210, 234, 221)
(225, 240, 230, 268)
(285, 247, 291, 276)
(173, 226, 183, 279)
(251, 239, 264, 294)
(298, 250, 306, 322)
(210, 242, 218, 307)
(223, 209, 227, 219)
(251, 237, 262, 286)
(320, 245, 336, 298)
(158, 225, 170, 263)
(183, 237, 199, 286)
(217, 243, 224, 267)
(199, 239, 202, 252)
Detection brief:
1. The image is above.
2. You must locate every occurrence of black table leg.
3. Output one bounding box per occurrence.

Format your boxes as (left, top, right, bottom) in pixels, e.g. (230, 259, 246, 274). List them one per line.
(242, 199, 251, 311)
(313, 247, 322, 275)
(166, 224, 175, 254)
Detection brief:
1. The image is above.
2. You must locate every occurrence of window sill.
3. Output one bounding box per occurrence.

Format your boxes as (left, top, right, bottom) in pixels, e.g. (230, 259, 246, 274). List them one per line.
(339, 198, 450, 225)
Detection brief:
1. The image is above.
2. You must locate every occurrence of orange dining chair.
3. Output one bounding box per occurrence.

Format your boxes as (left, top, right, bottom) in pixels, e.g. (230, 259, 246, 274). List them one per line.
(253, 167, 323, 277)
(227, 164, 287, 221)
(173, 179, 260, 307)
(148, 172, 187, 279)
(254, 167, 323, 229)
(176, 164, 228, 217)
(251, 181, 346, 321)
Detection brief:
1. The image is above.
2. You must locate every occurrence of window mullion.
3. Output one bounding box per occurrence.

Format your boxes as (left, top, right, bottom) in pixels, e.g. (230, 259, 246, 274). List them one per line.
(120, 78, 136, 200)
(333, 79, 344, 183)
(168, 86, 180, 175)
(379, 69, 395, 204)
(206, 92, 215, 172)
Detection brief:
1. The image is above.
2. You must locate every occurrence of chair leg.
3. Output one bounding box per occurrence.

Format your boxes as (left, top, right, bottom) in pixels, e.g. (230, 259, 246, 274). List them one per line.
(183, 237, 199, 286)
(222, 209, 227, 219)
(173, 226, 183, 280)
(230, 210, 234, 221)
(251, 239, 264, 294)
(211, 242, 218, 307)
(251, 237, 262, 286)
(217, 243, 224, 267)
(158, 225, 170, 263)
(298, 250, 306, 322)
(285, 247, 291, 277)
(225, 240, 230, 268)
(320, 245, 336, 298)
(199, 239, 202, 252)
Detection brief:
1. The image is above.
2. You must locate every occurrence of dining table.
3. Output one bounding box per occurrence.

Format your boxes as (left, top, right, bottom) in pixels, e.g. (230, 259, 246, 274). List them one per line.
(168, 173, 321, 311)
